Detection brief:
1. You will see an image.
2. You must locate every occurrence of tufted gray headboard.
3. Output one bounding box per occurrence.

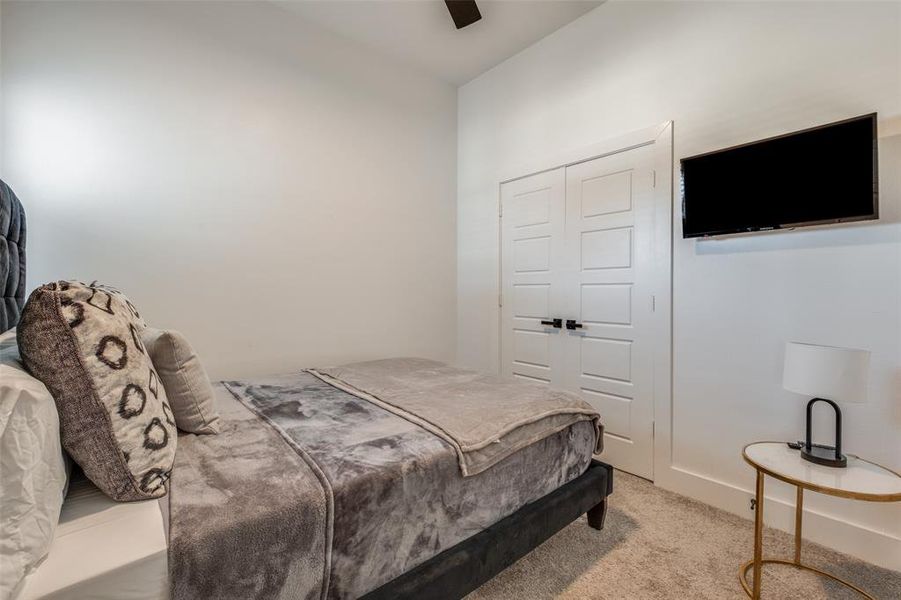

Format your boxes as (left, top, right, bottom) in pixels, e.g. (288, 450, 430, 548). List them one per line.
(1, 179, 26, 334)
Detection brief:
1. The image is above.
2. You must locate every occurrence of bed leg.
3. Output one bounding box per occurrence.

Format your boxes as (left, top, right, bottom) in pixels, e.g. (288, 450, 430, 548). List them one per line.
(587, 498, 608, 530)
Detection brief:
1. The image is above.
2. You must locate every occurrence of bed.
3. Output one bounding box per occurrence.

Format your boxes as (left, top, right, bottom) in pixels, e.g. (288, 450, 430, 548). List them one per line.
(1, 182, 613, 600)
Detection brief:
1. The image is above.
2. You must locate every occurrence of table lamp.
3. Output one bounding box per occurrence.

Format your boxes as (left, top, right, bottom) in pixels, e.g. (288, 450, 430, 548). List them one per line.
(782, 342, 870, 468)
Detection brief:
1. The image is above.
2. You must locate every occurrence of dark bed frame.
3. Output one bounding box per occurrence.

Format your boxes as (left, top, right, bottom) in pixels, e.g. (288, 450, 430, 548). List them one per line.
(0, 180, 614, 600)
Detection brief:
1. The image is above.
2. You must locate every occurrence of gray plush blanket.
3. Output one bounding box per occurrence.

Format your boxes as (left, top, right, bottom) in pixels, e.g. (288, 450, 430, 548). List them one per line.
(167, 382, 332, 600)
(311, 358, 603, 476)
(168, 366, 599, 599)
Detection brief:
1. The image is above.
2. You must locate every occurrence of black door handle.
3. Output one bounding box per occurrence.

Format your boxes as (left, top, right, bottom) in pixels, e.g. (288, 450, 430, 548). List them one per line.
(566, 320, 583, 330)
(540, 318, 562, 328)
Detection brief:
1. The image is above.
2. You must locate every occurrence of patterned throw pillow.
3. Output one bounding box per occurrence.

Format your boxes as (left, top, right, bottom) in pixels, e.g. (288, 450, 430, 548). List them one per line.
(17, 281, 176, 501)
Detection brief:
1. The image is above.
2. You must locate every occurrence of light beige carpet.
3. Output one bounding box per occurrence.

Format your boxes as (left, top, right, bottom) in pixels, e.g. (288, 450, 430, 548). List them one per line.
(468, 471, 901, 599)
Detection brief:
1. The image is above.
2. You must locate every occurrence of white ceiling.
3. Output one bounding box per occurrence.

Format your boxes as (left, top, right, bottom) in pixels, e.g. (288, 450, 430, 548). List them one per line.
(276, 1, 603, 85)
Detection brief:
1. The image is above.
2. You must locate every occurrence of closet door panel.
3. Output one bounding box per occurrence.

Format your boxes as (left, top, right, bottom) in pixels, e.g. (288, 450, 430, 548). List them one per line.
(500, 169, 566, 387)
(563, 144, 656, 479)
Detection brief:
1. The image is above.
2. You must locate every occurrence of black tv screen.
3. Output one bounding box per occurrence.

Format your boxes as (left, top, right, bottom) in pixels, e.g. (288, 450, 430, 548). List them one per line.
(681, 114, 878, 238)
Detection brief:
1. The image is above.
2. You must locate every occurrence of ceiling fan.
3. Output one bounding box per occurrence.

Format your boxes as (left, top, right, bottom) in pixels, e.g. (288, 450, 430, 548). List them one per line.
(445, 0, 482, 30)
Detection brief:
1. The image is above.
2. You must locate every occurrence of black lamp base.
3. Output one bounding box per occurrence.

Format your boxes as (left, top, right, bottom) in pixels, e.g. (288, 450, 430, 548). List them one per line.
(798, 397, 848, 469)
(800, 443, 847, 468)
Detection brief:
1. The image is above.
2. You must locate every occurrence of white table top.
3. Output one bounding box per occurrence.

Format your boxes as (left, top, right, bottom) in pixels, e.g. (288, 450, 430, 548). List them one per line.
(743, 442, 901, 501)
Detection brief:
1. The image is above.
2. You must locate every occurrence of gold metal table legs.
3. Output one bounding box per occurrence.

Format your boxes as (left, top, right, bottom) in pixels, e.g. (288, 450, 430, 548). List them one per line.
(738, 470, 875, 599)
(752, 471, 764, 598)
(793, 486, 802, 564)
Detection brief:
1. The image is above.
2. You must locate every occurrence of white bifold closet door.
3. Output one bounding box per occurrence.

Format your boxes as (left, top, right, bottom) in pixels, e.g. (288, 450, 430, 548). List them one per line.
(501, 143, 656, 479)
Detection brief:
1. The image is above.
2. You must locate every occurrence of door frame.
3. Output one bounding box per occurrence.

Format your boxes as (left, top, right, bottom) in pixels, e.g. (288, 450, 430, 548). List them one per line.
(497, 121, 673, 481)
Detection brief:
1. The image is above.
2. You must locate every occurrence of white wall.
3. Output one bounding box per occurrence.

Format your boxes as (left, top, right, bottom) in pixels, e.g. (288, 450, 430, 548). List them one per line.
(458, 1, 901, 568)
(1, 1, 457, 379)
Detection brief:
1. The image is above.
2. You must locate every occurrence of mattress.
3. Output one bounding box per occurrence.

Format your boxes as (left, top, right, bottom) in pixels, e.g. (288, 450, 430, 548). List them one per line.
(16, 473, 167, 600)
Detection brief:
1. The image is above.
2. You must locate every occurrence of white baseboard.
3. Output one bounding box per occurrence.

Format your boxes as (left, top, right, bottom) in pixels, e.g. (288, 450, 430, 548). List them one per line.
(653, 463, 901, 572)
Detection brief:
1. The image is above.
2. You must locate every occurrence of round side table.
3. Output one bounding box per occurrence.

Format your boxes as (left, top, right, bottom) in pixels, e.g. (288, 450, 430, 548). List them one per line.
(740, 442, 901, 599)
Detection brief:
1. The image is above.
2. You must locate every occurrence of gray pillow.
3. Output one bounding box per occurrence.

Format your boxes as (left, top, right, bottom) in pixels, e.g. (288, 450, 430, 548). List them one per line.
(17, 281, 176, 502)
(143, 328, 220, 435)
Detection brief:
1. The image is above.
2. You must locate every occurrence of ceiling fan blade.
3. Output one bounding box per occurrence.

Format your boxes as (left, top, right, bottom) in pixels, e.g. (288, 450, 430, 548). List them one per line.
(445, 0, 482, 30)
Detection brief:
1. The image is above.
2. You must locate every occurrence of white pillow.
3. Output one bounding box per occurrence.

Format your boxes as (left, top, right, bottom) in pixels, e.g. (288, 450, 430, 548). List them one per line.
(0, 328, 70, 599)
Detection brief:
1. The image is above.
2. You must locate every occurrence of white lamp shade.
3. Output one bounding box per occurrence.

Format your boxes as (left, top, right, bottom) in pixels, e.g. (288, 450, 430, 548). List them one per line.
(783, 342, 870, 403)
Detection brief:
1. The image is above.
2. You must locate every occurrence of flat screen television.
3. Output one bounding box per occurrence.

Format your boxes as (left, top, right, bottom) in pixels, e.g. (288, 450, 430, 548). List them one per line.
(681, 114, 878, 239)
